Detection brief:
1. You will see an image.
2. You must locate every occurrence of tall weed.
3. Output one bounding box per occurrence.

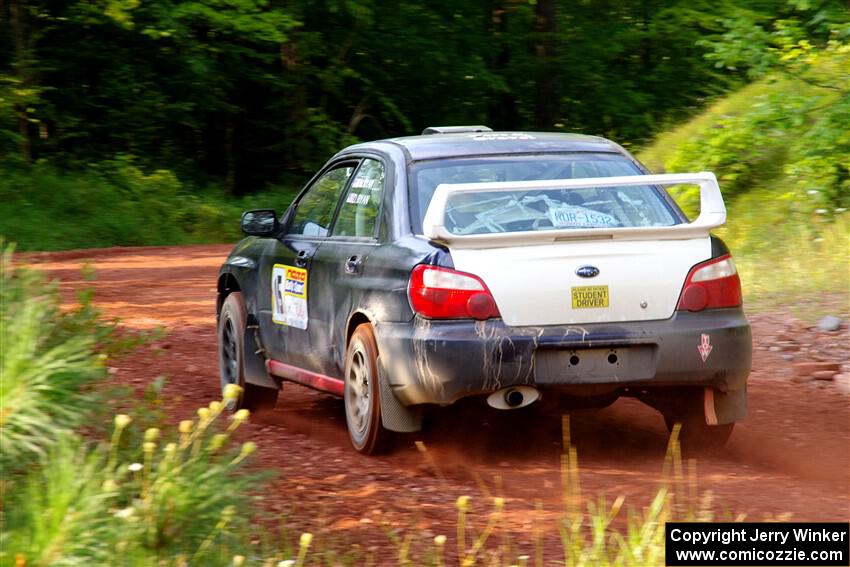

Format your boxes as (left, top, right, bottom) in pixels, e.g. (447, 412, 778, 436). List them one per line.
(0, 245, 105, 467)
(2, 388, 266, 567)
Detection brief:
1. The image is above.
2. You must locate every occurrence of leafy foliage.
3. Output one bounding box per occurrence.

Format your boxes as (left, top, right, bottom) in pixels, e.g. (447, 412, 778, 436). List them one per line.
(0, 245, 107, 466)
(641, 3, 849, 216)
(0, 243, 158, 466)
(2, 0, 820, 191)
(0, 159, 298, 250)
(2, 402, 267, 566)
(0, 256, 267, 565)
(639, 35, 849, 306)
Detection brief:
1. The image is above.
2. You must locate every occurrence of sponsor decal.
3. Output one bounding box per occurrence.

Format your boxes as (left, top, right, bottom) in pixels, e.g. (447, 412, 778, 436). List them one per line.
(571, 285, 609, 309)
(346, 192, 370, 205)
(470, 133, 536, 141)
(698, 333, 713, 362)
(547, 205, 618, 228)
(350, 177, 380, 190)
(272, 264, 308, 329)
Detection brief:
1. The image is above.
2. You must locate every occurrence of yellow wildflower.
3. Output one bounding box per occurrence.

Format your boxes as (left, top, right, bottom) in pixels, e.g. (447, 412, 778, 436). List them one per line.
(240, 441, 257, 457)
(210, 433, 228, 452)
(299, 532, 313, 548)
(222, 383, 243, 401)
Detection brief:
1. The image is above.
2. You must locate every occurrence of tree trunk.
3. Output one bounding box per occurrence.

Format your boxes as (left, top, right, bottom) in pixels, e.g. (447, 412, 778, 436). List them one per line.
(9, 0, 32, 162)
(224, 118, 236, 194)
(534, 0, 558, 129)
(487, 3, 519, 130)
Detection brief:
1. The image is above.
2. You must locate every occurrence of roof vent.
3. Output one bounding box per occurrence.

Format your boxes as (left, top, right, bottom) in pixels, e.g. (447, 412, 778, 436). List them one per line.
(421, 125, 493, 135)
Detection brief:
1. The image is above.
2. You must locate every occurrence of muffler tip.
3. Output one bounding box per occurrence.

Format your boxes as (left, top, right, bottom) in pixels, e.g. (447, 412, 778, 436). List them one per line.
(505, 389, 524, 408)
(486, 386, 540, 410)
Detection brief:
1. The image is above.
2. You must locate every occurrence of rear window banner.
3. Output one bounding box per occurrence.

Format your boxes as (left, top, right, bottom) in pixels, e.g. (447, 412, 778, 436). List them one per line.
(272, 264, 308, 329)
(548, 205, 618, 228)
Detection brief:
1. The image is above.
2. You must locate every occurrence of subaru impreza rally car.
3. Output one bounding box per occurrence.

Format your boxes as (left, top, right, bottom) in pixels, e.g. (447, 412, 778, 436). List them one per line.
(216, 126, 752, 454)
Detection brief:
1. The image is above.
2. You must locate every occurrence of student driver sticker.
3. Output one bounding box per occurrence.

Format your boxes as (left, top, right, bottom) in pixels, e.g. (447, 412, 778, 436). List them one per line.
(272, 264, 308, 329)
(571, 285, 609, 309)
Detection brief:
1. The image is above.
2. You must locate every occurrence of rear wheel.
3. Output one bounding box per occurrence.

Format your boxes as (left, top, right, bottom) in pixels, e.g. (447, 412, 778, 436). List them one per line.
(664, 416, 734, 452)
(344, 324, 389, 454)
(662, 397, 734, 452)
(218, 292, 278, 412)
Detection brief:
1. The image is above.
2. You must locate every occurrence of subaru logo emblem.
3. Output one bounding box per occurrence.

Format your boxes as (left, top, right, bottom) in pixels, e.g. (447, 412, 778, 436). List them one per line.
(576, 265, 599, 278)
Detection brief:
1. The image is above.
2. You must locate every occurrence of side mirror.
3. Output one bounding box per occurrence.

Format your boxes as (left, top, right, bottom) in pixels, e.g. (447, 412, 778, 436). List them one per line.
(241, 209, 279, 236)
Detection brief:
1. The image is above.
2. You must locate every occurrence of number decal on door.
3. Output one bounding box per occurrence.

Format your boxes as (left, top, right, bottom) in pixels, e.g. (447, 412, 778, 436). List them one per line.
(272, 264, 309, 329)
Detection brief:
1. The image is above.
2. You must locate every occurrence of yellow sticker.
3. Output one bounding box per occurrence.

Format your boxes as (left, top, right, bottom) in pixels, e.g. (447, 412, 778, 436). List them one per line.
(571, 285, 609, 309)
(272, 264, 308, 328)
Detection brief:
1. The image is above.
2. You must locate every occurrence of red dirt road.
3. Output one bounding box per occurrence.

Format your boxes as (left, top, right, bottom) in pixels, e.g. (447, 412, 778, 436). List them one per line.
(27, 244, 850, 554)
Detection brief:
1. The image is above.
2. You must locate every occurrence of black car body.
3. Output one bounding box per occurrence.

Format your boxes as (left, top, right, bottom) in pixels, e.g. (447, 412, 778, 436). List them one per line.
(217, 129, 752, 454)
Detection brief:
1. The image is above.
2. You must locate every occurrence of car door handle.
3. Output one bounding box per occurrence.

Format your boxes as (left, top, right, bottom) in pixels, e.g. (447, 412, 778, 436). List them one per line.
(295, 250, 310, 268)
(344, 255, 362, 274)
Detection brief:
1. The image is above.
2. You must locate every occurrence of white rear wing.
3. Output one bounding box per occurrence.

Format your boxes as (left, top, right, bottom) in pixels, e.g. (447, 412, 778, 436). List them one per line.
(421, 172, 725, 248)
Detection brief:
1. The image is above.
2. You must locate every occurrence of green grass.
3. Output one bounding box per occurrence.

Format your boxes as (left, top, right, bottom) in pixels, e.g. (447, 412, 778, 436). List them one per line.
(639, 76, 804, 176)
(1, 254, 733, 566)
(1, 252, 267, 565)
(637, 58, 849, 316)
(0, 244, 105, 466)
(0, 157, 299, 251)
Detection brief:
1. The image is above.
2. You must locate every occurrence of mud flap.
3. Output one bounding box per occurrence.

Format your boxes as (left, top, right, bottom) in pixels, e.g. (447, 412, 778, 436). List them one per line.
(377, 355, 422, 432)
(705, 386, 747, 425)
(243, 325, 279, 390)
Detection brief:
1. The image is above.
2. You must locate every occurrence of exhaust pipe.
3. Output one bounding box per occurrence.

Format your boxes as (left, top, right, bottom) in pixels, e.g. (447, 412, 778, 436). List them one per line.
(486, 386, 540, 410)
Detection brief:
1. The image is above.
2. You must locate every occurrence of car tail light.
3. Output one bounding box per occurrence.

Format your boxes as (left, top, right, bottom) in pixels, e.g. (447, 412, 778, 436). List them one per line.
(677, 254, 742, 312)
(408, 265, 501, 320)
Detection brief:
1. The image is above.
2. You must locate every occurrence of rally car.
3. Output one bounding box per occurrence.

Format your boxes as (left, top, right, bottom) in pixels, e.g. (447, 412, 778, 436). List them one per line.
(216, 127, 752, 454)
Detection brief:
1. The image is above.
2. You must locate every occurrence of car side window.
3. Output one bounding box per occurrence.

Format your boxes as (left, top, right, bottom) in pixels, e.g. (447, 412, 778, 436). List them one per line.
(332, 159, 385, 238)
(289, 164, 355, 237)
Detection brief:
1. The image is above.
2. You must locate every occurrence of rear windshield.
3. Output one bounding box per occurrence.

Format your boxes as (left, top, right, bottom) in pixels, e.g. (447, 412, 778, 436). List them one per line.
(409, 153, 681, 235)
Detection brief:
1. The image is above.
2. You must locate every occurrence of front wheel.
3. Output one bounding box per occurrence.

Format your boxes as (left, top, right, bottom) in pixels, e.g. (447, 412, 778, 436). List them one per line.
(218, 292, 278, 412)
(344, 324, 390, 455)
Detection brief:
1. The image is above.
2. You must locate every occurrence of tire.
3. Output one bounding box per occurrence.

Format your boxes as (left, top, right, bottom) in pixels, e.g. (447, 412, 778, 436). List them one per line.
(218, 292, 278, 412)
(344, 324, 390, 455)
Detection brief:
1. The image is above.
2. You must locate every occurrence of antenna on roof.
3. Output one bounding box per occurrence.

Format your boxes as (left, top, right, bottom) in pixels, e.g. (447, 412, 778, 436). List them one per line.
(421, 126, 493, 135)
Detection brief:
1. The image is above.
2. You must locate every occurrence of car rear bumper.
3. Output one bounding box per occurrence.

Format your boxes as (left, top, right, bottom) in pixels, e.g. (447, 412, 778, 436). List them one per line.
(374, 308, 752, 406)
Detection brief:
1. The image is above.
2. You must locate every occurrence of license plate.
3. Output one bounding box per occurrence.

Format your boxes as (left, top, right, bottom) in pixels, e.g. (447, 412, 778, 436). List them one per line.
(571, 285, 609, 309)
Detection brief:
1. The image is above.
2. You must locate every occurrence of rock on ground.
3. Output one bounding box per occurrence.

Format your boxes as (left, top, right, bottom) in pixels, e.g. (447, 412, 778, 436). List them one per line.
(817, 315, 843, 332)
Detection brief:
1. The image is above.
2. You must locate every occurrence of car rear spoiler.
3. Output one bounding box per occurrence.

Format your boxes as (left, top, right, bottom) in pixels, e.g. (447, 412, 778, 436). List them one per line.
(421, 172, 725, 249)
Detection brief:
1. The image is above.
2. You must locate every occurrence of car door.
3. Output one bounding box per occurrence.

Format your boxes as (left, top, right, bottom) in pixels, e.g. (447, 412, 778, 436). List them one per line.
(308, 157, 388, 377)
(257, 160, 358, 372)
